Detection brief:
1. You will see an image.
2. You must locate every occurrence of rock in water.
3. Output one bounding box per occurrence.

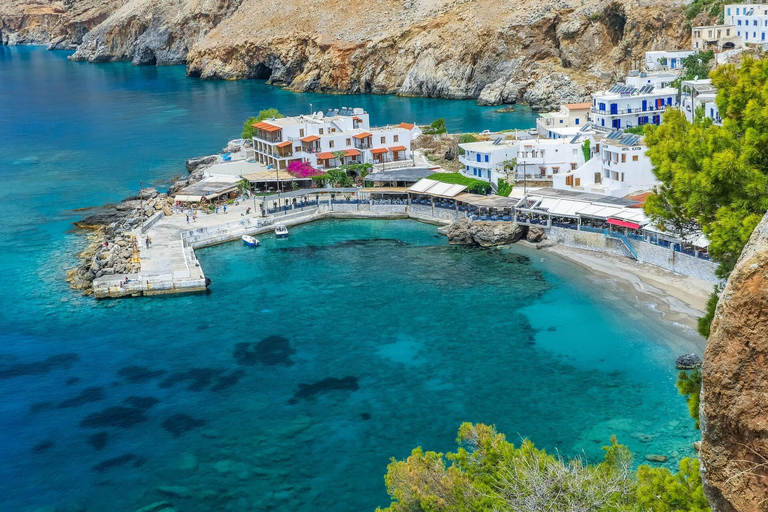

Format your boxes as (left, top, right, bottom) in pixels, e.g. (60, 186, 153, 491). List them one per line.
(675, 353, 702, 369)
(644, 454, 668, 463)
(470, 221, 526, 246)
(446, 218, 474, 245)
(185, 156, 217, 173)
(701, 212, 768, 511)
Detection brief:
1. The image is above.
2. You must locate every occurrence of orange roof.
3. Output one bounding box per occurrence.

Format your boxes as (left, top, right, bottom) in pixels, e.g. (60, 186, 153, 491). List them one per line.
(389, 145, 407, 152)
(252, 121, 281, 132)
(344, 149, 361, 157)
(300, 135, 321, 142)
(564, 102, 592, 110)
(316, 152, 334, 159)
(399, 122, 415, 130)
(353, 116, 363, 121)
(275, 141, 292, 148)
(370, 148, 388, 154)
(352, 132, 372, 139)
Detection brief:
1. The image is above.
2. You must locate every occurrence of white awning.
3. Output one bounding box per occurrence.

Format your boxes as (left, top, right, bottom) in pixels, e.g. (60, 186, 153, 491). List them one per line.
(549, 200, 590, 217)
(407, 178, 467, 198)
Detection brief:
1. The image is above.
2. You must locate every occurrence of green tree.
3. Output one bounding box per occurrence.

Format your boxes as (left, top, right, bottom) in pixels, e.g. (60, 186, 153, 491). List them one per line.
(677, 369, 703, 430)
(241, 108, 284, 138)
(424, 118, 447, 135)
(497, 179, 513, 197)
(697, 284, 722, 337)
(644, 56, 768, 287)
(636, 458, 710, 511)
(582, 139, 592, 161)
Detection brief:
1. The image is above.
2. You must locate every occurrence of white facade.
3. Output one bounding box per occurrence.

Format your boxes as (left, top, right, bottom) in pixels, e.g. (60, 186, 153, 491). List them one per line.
(681, 79, 722, 125)
(591, 82, 678, 130)
(251, 108, 421, 170)
(644, 50, 697, 71)
(625, 71, 679, 89)
(536, 103, 591, 138)
(725, 2, 768, 44)
(458, 140, 519, 184)
(553, 135, 659, 197)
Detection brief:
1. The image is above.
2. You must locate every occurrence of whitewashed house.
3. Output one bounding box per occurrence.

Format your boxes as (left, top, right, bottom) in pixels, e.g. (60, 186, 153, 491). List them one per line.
(725, 2, 768, 44)
(536, 103, 592, 138)
(553, 132, 659, 197)
(644, 50, 697, 71)
(590, 82, 678, 130)
(681, 79, 722, 125)
(515, 138, 591, 181)
(458, 139, 519, 184)
(251, 108, 421, 170)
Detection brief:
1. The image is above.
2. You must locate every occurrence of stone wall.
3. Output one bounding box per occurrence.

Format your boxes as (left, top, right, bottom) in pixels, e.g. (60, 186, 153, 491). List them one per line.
(549, 227, 720, 283)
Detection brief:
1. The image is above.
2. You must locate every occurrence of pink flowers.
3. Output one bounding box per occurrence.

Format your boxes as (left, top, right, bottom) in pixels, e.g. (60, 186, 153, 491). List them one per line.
(287, 161, 323, 178)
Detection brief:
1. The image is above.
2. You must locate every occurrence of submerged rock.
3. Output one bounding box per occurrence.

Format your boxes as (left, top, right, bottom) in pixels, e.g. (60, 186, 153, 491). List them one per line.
(234, 335, 295, 367)
(161, 413, 206, 438)
(134, 501, 175, 512)
(675, 353, 702, 369)
(289, 376, 359, 404)
(644, 454, 668, 463)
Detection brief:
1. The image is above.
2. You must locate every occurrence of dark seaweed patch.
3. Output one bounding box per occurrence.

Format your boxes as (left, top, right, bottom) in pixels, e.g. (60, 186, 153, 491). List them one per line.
(66, 377, 80, 386)
(58, 386, 105, 408)
(80, 406, 148, 429)
(32, 440, 54, 454)
(0, 353, 79, 379)
(87, 432, 109, 451)
(117, 366, 166, 383)
(234, 335, 295, 367)
(158, 368, 222, 391)
(122, 396, 160, 410)
(547, 326, 557, 332)
(210, 370, 245, 392)
(289, 376, 359, 404)
(30, 401, 55, 414)
(360, 412, 371, 421)
(161, 413, 206, 438)
(92, 454, 135, 473)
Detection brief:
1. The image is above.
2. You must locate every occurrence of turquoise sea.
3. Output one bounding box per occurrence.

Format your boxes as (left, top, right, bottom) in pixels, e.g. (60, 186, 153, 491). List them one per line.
(0, 46, 702, 512)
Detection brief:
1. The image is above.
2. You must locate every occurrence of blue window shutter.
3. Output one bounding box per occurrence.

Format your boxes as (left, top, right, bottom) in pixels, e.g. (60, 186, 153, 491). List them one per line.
(575, 119, 580, 125)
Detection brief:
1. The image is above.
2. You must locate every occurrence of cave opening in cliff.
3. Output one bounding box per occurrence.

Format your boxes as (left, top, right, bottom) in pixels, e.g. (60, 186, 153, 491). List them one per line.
(602, 3, 627, 45)
(251, 63, 272, 80)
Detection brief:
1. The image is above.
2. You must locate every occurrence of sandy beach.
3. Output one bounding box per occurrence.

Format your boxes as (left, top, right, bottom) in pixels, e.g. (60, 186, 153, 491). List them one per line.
(539, 244, 714, 345)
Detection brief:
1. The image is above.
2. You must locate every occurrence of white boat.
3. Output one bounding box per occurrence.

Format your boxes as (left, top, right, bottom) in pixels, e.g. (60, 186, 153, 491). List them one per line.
(242, 235, 260, 247)
(275, 225, 289, 238)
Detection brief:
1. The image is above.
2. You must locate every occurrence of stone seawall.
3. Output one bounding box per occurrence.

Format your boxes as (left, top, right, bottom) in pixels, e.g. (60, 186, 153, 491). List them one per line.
(549, 227, 720, 283)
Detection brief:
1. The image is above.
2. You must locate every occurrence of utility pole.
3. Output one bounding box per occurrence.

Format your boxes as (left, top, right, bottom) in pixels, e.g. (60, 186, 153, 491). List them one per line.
(139, 180, 144, 233)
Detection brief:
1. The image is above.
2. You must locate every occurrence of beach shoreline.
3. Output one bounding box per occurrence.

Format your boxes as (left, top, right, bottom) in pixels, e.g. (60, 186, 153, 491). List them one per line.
(536, 243, 710, 349)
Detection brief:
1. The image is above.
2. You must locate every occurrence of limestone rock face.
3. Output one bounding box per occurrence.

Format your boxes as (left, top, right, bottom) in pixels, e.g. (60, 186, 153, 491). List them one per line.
(447, 219, 526, 246)
(2, 0, 690, 109)
(700, 212, 768, 512)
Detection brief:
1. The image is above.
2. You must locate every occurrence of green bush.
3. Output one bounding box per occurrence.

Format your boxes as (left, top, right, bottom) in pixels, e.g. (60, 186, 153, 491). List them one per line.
(497, 179, 513, 197)
(677, 369, 703, 430)
(424, 118, 447, 135)
(241, 108, 284, 139)
(428, 172, 491, 194)
(457, 134, 478, 155)
(624, 125, 645, 135)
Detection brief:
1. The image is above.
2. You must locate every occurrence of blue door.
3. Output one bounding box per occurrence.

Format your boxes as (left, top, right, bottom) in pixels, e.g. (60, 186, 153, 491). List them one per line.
(642, 100, 647, 112)
(610, 104, 618, 115)
(653, 115, 660, 125)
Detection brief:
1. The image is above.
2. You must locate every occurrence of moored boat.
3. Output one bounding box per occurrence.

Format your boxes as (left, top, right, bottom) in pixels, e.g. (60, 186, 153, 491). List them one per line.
(242, 235, 260, 247)
(275, 225, 289, 238)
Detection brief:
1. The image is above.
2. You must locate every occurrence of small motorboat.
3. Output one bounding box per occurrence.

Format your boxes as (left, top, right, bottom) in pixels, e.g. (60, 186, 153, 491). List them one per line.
(242, 235, 260, 247)
(275, 224, 289, 238)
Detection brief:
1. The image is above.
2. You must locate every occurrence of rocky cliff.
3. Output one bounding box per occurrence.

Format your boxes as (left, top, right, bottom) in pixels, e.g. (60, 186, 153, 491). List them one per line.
(700, 212, 768, 512)
(1, 0, 689, 108)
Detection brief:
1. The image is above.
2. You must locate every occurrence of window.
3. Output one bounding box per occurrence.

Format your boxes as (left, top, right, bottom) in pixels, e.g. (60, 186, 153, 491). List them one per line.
(738, 20, 742, 25)
(621, 153, 626, 163)
(300, 129, 305, 137)
(737, 8, 740, 14)
(575, 118, 580, 125)
(575, 178, 581, 187)
(484, 155, 489, 162)
(559, 119, 563, 124)
(727, 8, 730, 15)
(755, 20, 758, 26)
(331, 128, 336, 133)
(571, 162, 577, 170)
(621, 172, 625, 182)
(380, 136, 385, 143)
(393, 135, 399, 142)
(632, 155, 638, 161)
(476, 154, 481, 162)
(727, 29, 731, 35)
(295, 146, 301, 153)
(319, 128, 324, 135)
(329, 140, 334, 148)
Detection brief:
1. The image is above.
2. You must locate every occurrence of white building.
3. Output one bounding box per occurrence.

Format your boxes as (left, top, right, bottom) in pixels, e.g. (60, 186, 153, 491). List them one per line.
(251, 108, 421, 170)
(692, 24, 743, 51)
(590, 82, 678, 130)
(536, 103, 592, 138)
(725, 2, 768, 43)
(644, 50, 697, 71)
(458, 139, 519, 185)
(625, 70, 679, 90)
(553, 132, 659, 197)
(681, 79, 722, 125)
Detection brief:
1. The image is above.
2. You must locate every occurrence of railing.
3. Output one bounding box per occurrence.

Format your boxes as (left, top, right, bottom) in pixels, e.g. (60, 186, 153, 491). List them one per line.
(606, 231, 639, 259)
(591, 105, 672, 116)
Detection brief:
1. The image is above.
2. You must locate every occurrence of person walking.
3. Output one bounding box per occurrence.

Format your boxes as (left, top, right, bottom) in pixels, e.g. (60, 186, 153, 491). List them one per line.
(223, 204, 227, 214)
(186, 214, 189, 223)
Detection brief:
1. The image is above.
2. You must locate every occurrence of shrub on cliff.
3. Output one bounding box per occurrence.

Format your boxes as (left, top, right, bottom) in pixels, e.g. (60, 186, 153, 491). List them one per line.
(379, 423, 711, 512)
(427, 172, 491, 194)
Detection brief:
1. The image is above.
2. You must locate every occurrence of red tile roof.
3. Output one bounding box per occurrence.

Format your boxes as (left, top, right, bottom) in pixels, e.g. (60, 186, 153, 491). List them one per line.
(399, 122, 415, 130)
(352, 132, 372, 139)
(370, 148, 388, 154)
(389, 145, 407, 152)
(344, 149, 361, 157)
(300, 135, 321, 142)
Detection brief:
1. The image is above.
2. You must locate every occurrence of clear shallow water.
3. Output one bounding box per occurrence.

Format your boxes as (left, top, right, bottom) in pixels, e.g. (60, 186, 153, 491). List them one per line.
(0, 47, 702, 512)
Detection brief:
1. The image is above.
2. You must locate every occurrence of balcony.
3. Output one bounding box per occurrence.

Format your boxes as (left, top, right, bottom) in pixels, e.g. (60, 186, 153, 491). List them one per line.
(591, 105, 673, 116)
(458, 155, 493, 168)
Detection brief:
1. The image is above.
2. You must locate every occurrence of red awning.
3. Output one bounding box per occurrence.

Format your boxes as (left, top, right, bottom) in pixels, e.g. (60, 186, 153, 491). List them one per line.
(344, 149, 361, 157)
(253, 121, 281, 132)
(389, 145, 407, 152)
(300, 135, 321, 142)
(275, 141, 292, 148)
(370, 148, 388, 154)
(352, 132, 372, 139)
(315, 152, 334, 159)
(607, 218, 641, 230)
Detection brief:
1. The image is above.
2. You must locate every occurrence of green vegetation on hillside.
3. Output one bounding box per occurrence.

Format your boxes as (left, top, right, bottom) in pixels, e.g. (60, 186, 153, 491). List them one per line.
(424, 118, 447, 135)
(428, 172, 491, 194)
(677, 369, 703, 430)
(685, 0, 725, 22)
(457, 133, 478, 155)
(379, 423, 710, 512)
(241, 108, 284, 139)
(497, 179, 513, 197)
(644, 57, 768, 336)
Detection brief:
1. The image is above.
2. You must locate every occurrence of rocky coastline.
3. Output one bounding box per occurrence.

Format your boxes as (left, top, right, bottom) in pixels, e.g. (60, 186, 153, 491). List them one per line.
(67, 160, 211, 295)
(446, 218, 549, 247)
